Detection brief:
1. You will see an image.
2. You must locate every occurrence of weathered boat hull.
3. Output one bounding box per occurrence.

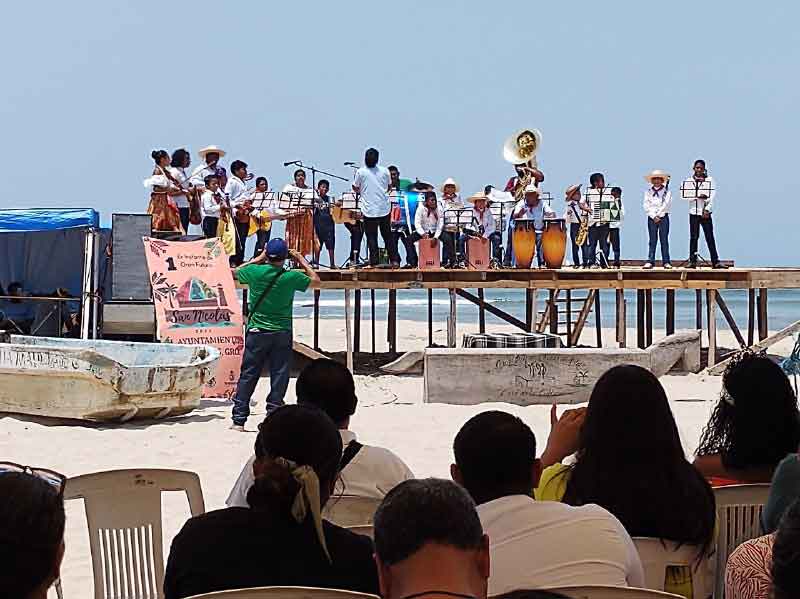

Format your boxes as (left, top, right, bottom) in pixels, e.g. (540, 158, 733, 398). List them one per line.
(424, 331, 701, 406)
(0, 336, 219, 422)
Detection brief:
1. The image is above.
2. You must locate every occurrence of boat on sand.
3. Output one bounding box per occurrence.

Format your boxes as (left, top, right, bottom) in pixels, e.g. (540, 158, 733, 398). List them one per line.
(0, 336, 219, 422)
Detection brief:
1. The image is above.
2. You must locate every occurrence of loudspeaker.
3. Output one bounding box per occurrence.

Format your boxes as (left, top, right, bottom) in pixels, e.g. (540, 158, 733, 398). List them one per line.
(111, 213, 153, 301)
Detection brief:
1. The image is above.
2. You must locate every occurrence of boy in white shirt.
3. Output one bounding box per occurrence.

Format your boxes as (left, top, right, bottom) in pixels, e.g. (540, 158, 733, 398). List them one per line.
(609, 186, 625, 268)
(642, 170, 672, 269)
(200, 175, 223, 239)
(563, 183, 589, 268)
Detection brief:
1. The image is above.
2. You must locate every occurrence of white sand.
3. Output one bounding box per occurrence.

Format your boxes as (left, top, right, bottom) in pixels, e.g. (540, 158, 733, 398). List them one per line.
(1, 318, 794, 598)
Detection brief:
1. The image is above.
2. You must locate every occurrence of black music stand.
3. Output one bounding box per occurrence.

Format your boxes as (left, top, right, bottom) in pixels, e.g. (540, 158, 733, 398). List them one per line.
(338, 192, 368, 269)
(678, 179, 717, 268)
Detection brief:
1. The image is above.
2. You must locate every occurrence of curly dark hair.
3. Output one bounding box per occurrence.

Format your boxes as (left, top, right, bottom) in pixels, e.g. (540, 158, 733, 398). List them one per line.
(695, 351, 800, 470)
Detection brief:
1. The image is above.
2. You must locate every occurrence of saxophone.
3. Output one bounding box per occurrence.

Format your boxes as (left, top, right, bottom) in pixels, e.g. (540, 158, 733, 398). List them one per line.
(575, 212, 589, 246)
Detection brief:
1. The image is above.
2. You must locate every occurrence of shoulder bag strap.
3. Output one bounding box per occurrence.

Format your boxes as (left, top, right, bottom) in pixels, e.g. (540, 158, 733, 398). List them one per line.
(247, 269, 285, 326)
(339, 440, 364, 470)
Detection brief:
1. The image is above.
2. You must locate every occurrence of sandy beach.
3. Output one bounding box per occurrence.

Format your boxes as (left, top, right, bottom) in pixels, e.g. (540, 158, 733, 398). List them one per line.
(2, 319, 794, 598)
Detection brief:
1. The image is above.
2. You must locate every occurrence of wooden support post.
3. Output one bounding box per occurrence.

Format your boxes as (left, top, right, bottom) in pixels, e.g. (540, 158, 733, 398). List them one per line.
(645, 289, 653, 348)
(447, 288, 457, 348)
(428, 289, 434, 347)
(758, 288, 769, 341)
(455, 289, 528, 331)
(370, 289, 376, 355)
(747, 289, 755, 347)
(525, 289, 534, 332)
(313, 289, 320, 351)
(549, 289, 558, 335)
(707, 289, 717, 367)
(478, 289, 486, 334)
(353, 290, 361, 354)
(695, 289, 703, 330)
(388, 289, 397, 353)
(566, 289, 573, 347)
(666, 289, 675, 336)
(616, 289, 627, 348)
(637, 289, 646, 349)
(594, 289, 602, 348)
(344, 289, 353, 372)
(715, 292, 746, 348)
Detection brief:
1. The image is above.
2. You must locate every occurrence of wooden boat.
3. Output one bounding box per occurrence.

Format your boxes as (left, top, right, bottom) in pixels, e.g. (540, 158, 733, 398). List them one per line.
(424, 331, 701, 406)
(0, 336, 219, 422)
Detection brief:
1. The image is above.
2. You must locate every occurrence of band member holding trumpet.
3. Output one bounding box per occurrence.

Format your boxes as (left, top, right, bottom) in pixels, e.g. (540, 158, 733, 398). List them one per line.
(683, 159, 725, 269)
(225, 160, 252, 266)
(564, 183, 589, 268)
(643, 169, 672, 269)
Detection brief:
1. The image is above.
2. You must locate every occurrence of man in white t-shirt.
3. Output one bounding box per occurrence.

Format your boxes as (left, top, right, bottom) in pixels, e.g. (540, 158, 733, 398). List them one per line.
(227, 358, 413, 507)
(352, 147, 400, 268)
(450, 411, 644, 595)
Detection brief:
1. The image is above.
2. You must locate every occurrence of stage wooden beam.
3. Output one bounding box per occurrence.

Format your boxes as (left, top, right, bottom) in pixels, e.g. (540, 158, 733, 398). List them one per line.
(388, 289, 397, 353)
(758, 288, 769, 341)
(344, 289, 353, 372)
(427, 289, 433, 347)
(526, 289, 534, 332)
(594, 289, 602, 348)
(707, 289, 717, 366)
(313, 289, 320, 351)
(645, 289, 653, 347)
(666, 289, 675, 336)
(695, 289, 703, 330)
(709, 318, 800, 375)
(549, 289, 558, 336)
(354, 289, 361, 354)
(455, 289, 528, 331)
(747, 288, 755, 346)
(447, 288, 457, 348)
(477, 289, 486, 334)
(637, 290, 646, 349)
(616, 289, 626, 348)
(715, 292, 745, 348)
(370, 289, 376, 354)
(566, 289, 573, 347)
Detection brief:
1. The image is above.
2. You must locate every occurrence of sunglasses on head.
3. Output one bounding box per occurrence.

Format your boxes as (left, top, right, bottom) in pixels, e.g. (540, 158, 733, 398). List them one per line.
(0, 462, 66, 498)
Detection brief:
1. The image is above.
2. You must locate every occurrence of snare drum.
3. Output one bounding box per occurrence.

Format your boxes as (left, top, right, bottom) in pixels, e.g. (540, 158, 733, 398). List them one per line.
(541, 218, 567, 269)
(512, 219, 537, 269)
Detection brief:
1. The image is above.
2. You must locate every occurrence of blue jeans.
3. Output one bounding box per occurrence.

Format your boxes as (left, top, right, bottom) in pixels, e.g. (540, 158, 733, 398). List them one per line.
(647, 215, 671, 264)
(232, 329, 292, 426)
(569, 223, 588, 266)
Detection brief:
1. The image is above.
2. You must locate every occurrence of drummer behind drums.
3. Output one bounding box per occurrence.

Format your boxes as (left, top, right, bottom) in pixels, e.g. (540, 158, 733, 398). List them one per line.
(440, 178, 465, 267)
(511, 184, 556, 267)
(464, 192, 502, 264)
(414, 191, 454, 266)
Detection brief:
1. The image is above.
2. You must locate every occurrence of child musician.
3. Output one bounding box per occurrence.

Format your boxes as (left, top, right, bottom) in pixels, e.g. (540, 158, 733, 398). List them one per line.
(200, 174, 223, 238)
(643, 170, 672, 269)
(313, 179, 336, 268)
(608, 186, 625, 268)
(563, 183, 588, 269)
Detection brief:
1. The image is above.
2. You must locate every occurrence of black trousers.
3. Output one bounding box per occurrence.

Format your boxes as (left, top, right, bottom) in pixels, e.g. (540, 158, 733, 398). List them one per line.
(440, 230, 458, 266)
(179, 207, 191, 232)
(393, 225, 419, 267)
(569, 223, 588, 266)
(363, 214, 399, 266)
(232, 220, 250, 266)
(253, 228, 271, 259)
(587, 224, 610, 266)
(608, 228, 621, 264)
(344, 221, 364, 262)
(689, 214, 720, 264)
(202, 216, 219, 239)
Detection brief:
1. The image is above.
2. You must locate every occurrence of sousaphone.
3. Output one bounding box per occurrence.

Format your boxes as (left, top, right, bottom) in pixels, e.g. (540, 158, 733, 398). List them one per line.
(503, 128, 542, 166)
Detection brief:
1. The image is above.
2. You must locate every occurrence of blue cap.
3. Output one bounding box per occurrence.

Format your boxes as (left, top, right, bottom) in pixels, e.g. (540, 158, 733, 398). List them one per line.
(266, 238, 288, 259)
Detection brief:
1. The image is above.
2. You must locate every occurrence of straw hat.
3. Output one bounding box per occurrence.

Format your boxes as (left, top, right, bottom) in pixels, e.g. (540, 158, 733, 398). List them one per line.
(440, 177, 460, 193)
(467, 192, 490, 204)
(644, 169, 670, 184)
(503, 128, 542, 164)
(565, 183, 582, 198)
(198, 145, 226, 159)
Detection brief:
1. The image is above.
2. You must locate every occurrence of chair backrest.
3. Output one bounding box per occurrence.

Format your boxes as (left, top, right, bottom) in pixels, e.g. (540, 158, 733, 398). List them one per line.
(712, 484, 771, 599)
(545, 585, 684, 599)
(65, 468, 205, 599)
(184, 586, 379, 599)
(345, 524, 374, 539)
(632, 537, 711, 598)
(322, 495, 382, 527)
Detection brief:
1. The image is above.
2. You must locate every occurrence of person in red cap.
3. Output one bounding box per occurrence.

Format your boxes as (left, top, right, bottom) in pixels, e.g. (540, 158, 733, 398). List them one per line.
(231, 238, 320, 431)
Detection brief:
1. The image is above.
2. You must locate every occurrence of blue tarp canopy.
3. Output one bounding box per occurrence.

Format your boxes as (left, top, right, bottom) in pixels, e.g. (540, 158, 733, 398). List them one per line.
(0, 208, 99, 232)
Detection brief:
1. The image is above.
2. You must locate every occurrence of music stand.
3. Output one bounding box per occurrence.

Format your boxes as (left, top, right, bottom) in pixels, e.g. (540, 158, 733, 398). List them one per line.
(678, 179, 716, 267)
(337, 192, 368, 269)
(444, 208, 475, 267)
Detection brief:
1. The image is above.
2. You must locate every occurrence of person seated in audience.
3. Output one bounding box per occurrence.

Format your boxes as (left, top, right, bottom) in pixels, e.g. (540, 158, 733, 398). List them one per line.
(0, 466, 66, 599)
(227, 358, 413, 507)
(694, 352, 800, 486)
(373, 478, 490, 599)
(762, 451, 800, 534)
(0, 281, 35, 333)
(536, 365, 716, 599)
(164, 405, 379, 599)
(725, 497, 800, 599)
(451, 411, 643, 594)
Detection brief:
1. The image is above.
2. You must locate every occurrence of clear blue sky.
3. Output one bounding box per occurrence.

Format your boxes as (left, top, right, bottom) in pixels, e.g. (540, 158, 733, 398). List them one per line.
(2, 1, 797, 265)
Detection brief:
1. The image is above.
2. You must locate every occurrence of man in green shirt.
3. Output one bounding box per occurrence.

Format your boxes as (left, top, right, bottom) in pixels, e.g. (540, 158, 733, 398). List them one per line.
(231, 238, 319, 430)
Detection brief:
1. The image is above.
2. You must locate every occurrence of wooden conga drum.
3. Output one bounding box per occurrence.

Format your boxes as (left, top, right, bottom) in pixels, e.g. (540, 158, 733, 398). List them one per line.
(419, 238, 441, 270)
(541, 218, 567, 269)
(466, 237, 490, 270)
(512, 219, 537, 268)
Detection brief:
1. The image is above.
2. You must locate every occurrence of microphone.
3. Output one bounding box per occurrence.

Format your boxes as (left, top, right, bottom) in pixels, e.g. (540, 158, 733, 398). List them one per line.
(283, 161, 299, 167)
(344, 161, 356, 166)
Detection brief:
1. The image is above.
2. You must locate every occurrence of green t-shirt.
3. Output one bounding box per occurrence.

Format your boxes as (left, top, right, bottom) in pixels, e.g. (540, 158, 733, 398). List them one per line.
(237, 264, 311, 332)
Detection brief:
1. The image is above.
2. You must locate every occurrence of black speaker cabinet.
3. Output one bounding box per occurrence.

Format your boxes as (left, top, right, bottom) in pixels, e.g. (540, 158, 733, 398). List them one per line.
(111, 213, 153, 301)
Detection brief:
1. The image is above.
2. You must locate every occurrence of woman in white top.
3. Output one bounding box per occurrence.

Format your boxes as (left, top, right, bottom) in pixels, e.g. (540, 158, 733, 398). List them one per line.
(415, 191, 456, 267)
(168, 148, 196, 233)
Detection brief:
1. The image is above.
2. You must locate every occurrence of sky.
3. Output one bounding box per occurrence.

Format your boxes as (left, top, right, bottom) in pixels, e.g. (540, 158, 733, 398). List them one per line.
(1, 1, 798, 266)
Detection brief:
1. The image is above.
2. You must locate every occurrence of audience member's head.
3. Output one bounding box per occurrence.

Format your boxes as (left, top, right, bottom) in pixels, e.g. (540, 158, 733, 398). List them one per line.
(0, 469, 66, 599)
(771, 497, 800, 599)
(696, 352, 800, 470)
(561, 365, 715, 552)
(248, 405, 342, 531)
(296, 358, 357, 427)
(452, 411, 539, 505)
(374, 478, 489, 599)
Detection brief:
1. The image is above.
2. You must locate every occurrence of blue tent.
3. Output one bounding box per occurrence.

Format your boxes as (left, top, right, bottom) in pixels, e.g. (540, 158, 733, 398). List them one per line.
(0, 207, 99, 232)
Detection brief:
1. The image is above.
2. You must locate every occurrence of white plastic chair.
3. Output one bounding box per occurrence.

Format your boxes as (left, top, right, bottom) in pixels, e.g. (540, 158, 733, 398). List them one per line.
(712, 484, 770, 599)
(633, 537, 711, 598)
(345, 524, 374, 539)
(545, 585, 684, 599)
(64, 468, 205, 599)
(185, 586, 379, 599)
(322, 495, 382, 527)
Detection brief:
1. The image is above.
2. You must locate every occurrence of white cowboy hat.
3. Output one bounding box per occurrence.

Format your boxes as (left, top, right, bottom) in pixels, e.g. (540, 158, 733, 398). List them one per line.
(524, 182, 540, 193)
(439, 177, 460, 193)
(644, 169, 670, 183)
(503, 128, 542, 164)
(467, 192, 490, 204)
(565, 183, 582, 198)
(198, 145, 227, 159)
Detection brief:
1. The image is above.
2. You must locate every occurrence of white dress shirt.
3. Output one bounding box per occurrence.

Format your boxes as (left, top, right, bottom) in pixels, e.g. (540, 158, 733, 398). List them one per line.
(472, 207, 496, 238)
(415, 203, 444, 238)
(167, 166, 190, 208)
(564, 200, 584, 225)
(643, 186, 672, 219)
(512, 199, 556, 230)
(201, 190, 221, 218)
(226, 429, 414, 507)
(682, 176, 716, 215)
(478, 495, 644, 595)
(353, 165, 391, 218)
(225, 175, 249, 208)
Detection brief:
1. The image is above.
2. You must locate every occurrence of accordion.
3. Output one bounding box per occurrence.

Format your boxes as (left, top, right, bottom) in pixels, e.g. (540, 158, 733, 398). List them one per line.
(585, 189, 621, 224)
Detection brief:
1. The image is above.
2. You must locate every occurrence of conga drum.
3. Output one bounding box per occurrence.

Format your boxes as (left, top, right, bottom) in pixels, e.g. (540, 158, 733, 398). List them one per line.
(466, 236, 490, 270)
(419, 238, 441, 270)
(541, 218, 567, 269)
(512, 219, 537, 268)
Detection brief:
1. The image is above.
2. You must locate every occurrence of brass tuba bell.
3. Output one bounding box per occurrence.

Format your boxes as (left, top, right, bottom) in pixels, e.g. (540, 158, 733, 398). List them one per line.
(503, 128, 542, 166)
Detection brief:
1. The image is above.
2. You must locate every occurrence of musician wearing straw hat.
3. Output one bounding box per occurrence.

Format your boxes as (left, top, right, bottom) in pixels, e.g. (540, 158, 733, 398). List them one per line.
(464, 191, 502, 263)
(190, 145, 228, 192)
(511, 183, 556, 267)
(564, 183, 589, 268)
(440, 177, 465, 265)
(642, 169, 673, 269)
